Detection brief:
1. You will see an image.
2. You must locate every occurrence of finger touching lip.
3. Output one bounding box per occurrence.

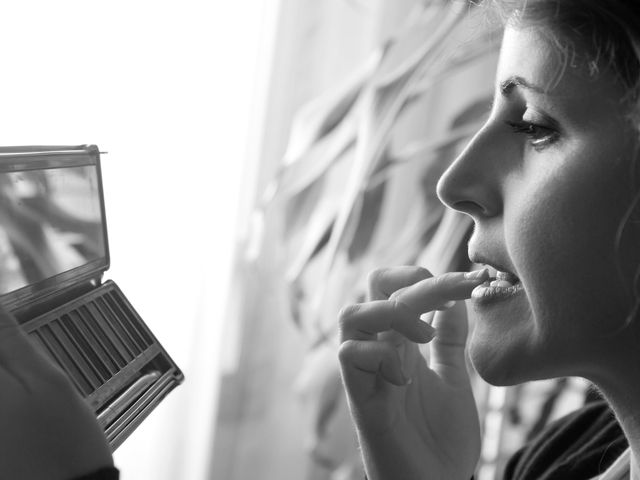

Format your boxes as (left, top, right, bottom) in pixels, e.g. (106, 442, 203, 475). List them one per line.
(389, 269, 489, 315)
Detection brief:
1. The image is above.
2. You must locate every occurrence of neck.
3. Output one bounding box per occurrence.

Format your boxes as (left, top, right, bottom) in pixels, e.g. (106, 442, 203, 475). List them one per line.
(593, 358, 640, 479)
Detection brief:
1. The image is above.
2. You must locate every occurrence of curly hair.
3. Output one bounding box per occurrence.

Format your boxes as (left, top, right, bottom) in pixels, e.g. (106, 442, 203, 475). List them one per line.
(489, 1, 640, 95)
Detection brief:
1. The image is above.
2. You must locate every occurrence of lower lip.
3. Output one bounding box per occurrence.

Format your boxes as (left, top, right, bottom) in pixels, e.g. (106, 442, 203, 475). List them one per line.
(471, 280, 524, 305)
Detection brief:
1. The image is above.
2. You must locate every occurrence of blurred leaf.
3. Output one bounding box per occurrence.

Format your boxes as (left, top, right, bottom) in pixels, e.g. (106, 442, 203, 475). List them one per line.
(321, 2, 470, 276)
(284, 147, 353, 281)
(368, 202, 444, 269)
(366, 120, 482, 189)
(262, 49, 384, 207)
(266, 108, 358, 202)
(282, 49, 382, 167)
(368, 95, 493, 188)
(409, 29, 502, 99)
(285, 209, 335, 282)
(370, 0, 457, 89)
(347, 170, 387, 262)
(283, 176, 325, 238)
(260, 0, 502, 340)
(416, 208, 473, 274)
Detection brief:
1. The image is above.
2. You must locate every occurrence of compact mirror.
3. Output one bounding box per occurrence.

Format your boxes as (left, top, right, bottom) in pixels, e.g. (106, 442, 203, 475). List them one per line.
(0, 156, 108, 306)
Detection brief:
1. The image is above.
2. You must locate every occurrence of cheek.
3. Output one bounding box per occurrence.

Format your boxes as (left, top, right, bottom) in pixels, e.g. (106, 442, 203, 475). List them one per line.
(507, 167, 631, 332)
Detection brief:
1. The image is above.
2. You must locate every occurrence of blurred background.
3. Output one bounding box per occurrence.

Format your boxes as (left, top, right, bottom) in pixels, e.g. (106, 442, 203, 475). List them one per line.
(0, 1, 588, 479)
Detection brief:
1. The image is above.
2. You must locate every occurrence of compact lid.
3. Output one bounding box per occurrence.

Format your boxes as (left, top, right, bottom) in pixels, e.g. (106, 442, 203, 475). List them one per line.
(0, 145, 109, 311)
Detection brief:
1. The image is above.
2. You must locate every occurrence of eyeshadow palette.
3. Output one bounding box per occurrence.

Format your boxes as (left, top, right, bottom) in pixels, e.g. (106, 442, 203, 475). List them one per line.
(0, 145, 183, 449)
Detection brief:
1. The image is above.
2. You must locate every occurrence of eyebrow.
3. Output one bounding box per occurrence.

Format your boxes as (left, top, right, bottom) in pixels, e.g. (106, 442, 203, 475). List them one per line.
(499, 76, 545, 95)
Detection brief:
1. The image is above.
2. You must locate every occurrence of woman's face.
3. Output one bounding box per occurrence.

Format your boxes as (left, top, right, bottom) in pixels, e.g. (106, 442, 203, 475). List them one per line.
(437, 26, 639, 385)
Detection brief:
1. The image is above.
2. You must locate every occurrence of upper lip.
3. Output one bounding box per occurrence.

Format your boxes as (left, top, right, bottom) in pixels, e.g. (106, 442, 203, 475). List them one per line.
(469, 252, 520, 280)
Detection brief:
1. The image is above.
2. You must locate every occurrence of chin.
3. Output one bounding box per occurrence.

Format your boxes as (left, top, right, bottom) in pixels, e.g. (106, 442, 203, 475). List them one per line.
(468, 341, 523, 386)
(467, 322, 545, 387)
(467, 328, 578, 387)
(466, 296, 550, 386)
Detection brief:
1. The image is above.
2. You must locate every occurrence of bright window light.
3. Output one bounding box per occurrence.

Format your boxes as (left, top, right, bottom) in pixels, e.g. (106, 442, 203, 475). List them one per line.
(0, 1, 279, 479)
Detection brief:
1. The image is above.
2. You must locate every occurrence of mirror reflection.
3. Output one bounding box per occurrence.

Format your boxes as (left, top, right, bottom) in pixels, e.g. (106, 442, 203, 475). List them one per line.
(0, 165, 105, 294)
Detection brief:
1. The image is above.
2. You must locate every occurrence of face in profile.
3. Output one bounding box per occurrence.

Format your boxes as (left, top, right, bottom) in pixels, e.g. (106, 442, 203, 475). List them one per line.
(437, 25, 640, 386)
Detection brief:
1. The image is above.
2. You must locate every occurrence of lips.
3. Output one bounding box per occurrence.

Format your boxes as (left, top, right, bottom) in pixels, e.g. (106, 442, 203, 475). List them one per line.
(489, 269, 520, 287)
(470, 254, 520, 282)
(469, 256, 524, 304)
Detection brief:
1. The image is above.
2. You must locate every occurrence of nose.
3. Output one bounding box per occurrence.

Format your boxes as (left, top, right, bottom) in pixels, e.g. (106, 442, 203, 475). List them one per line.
(436, 123, 503, 219)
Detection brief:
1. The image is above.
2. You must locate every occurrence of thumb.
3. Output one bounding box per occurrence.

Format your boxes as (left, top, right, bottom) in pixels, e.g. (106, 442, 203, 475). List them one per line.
(0, 302, 42, 369)
(429, 301, 472, 387)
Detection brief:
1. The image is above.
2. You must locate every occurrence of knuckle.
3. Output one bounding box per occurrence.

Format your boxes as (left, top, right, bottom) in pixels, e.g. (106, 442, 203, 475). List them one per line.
(391, 301, 419, 324)
(390, 297, 407, 313)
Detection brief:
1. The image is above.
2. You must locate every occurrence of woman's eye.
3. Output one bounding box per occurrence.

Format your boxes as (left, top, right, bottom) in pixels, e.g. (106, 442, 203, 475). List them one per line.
(505, 120, 559, 150)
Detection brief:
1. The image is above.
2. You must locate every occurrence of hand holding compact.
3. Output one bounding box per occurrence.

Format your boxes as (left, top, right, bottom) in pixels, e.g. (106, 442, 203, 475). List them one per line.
(0, 303, 113, 480)
(338, 266, 488, 480)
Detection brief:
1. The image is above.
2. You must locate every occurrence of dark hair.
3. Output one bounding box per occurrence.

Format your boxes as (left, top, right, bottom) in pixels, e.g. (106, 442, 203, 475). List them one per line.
(490, 0, 640, 106)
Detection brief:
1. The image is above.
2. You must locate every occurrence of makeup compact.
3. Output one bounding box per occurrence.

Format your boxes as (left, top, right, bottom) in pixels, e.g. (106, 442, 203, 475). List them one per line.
(0, 144, 183, 449)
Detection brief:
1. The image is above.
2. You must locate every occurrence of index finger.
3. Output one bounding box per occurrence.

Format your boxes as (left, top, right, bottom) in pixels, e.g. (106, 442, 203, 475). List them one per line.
(390, 269, 489, 315)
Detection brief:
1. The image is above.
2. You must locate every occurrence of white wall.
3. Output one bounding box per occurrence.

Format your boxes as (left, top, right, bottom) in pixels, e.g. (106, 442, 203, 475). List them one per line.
(0, 1, 279, 478)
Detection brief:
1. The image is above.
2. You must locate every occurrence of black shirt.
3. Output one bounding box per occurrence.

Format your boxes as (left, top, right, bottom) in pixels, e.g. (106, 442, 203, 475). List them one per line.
(72, 467, 119, 480)
(503, 400, 627, 480)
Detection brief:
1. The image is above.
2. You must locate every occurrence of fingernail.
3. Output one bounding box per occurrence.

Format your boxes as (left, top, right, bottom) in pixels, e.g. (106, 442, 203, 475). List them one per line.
(464, 268, 488, 281)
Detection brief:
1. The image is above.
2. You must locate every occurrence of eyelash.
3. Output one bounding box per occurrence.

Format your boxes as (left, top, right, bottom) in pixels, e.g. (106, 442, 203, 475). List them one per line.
(505, 120, 559, 150)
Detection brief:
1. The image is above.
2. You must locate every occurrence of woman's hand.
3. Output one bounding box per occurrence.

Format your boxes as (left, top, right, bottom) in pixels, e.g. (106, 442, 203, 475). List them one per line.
(338, 266, 488, 480)
(0, 303, 113, 480)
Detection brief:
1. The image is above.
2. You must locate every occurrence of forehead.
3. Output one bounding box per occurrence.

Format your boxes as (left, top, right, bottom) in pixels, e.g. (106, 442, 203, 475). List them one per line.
(497, 26, 625, 103)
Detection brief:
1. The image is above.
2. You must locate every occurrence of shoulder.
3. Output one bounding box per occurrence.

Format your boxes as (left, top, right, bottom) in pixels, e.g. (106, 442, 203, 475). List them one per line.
(502, 399, 627, 480)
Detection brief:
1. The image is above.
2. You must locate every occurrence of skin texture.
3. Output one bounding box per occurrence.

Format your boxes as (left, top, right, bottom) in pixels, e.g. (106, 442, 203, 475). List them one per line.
(438, 26, 639, 386)
(339, 268, 487, 480)
(339, 26, 640, 480)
